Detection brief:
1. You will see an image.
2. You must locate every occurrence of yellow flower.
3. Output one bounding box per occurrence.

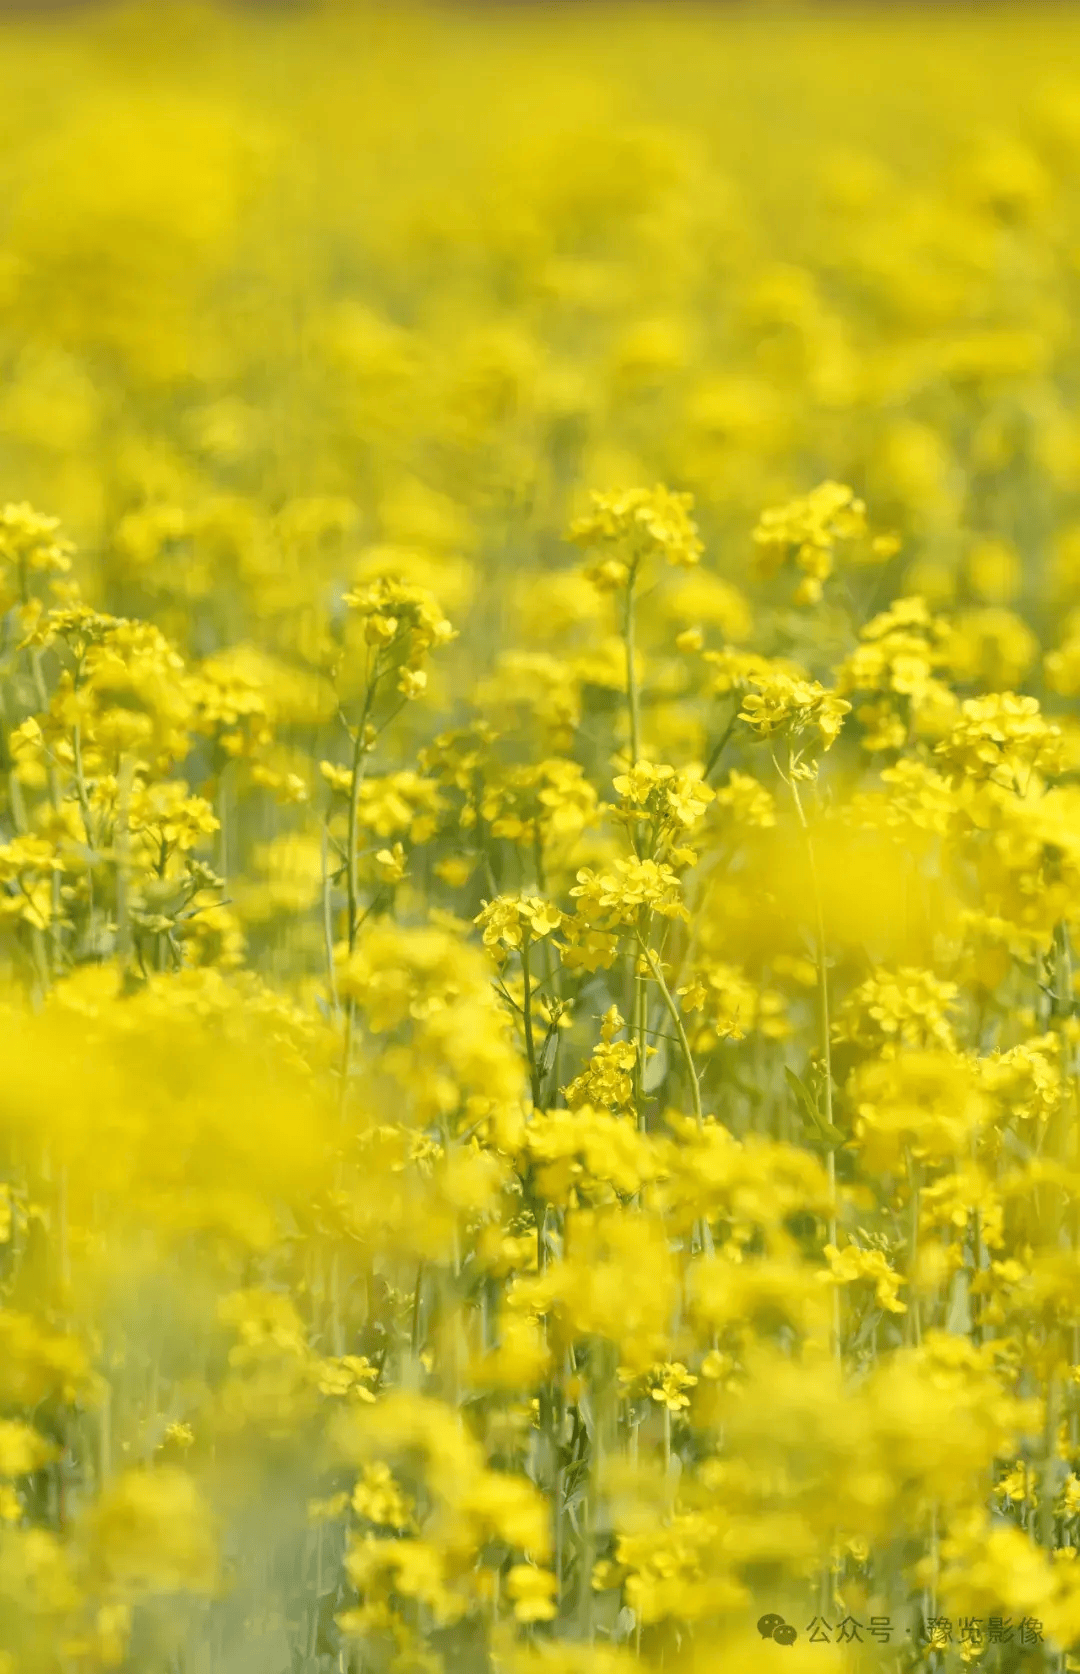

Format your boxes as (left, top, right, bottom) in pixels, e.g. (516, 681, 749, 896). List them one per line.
(834, 966, 960, 1055)
(569, 485, 703, 587)
(475, 894, 564, 955)
(506, 1563, 559, 1622)
(352, 1462, 413, 1529)
(936, 692, 1062, 788)
(739, 669, 851, 750)
(375, 843, 407, 883)
(92, 1467, 218, 1594)
(0, 1421, 57, 1477)
(648, 1361, 698, 1411)
(752, 480, 867, 603)
(714, 769, 776, 828)
(821, 1243, 907, 1314)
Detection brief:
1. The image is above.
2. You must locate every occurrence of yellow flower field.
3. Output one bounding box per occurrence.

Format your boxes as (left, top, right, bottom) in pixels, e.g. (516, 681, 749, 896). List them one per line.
(4, 2, 1080, 1669)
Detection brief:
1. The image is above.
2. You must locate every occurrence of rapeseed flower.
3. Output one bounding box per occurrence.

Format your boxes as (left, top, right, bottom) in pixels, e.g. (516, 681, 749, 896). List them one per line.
(1, 6, 1080, 1671)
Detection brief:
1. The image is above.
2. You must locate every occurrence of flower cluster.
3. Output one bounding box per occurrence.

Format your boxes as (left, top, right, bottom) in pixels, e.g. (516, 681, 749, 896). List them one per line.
(569, 487, 703, 591)
(752, 481, 870, 605)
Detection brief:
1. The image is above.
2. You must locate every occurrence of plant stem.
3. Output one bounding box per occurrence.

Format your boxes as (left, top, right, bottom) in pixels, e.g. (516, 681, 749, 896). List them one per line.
(635, 965, 649, 1132)
(1040, 1370, 1060, 1550)
(906, 1149, 923, 1348)
(322, 820, 340, 1017)
(635, 935, 702, 1128)
(520, 935, 542, 1111)
(623, 571, 641, 765)
(114, 753, 135, 964)
(346, 724, 367, 957)
(788, 769, 842, 1358)
(788, 773, 835, 1138)
(703, 699, 740, 782)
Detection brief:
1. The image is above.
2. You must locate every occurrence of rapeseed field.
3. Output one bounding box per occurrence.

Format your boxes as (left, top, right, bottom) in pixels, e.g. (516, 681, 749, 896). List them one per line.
(3, 3, 1080, 1669)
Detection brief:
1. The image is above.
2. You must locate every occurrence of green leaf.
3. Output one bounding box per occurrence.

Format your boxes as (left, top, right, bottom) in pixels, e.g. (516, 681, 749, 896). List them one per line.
(784, 1066, 845, 1149)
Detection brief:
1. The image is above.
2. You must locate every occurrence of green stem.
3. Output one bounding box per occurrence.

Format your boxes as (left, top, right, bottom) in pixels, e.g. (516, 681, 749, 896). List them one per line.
(215, 756, 230, 884)
(321, 820, 340, 1017)
(635, 934, 702, 1128)
(906, 1148, 923, 1349)
(635, 965, 648, 1132)
(520, 936, 542, 1111)
(1040, 1371, 1060, 1550)
(788, 773, 835, 1137)
(703, 699, 740, 782)
(623, 571, 641, 765)
(114, 753, 135, 964)
(71, 721, 97, 932)
(343, 667, 382, 955)
(29, 650, 64, 973)
(788, 768, 842, 1359)
(346, 725, 367, 956)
